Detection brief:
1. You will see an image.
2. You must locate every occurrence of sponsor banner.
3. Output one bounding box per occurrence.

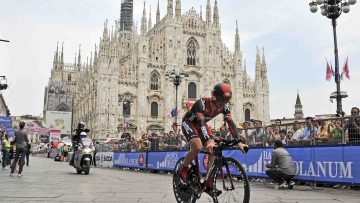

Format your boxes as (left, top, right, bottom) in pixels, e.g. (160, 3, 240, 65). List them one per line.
(113, 152, 146, 169)
(222, 146, 360, 183)
(0, 116, 14, 137)
(49, 130, 61, 143)
(45, 111, 72, 134)
(99, 152, 114, 168)
(147, 151, 187, 171)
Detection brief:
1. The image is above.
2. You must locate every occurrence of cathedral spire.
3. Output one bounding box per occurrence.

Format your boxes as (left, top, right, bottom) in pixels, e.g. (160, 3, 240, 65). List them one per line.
(200, 5, 203, 20)
(60, 42, 64, 68)
(148, 5, 152, 29)
(167, 0, 173, 18)
(294, 91, 304, 119)
(90, 51, 93, 69)
(141, 1, 147, 35)
(175, 0, 181, 19)
(156, 0, 160, 24)
(262, 47, 268, 78)
(206, 0, 212, 26)
(94, 44, 98, 69)
(235, 20, 240, 55)
(255, 46, 261, 80)
(77, 44, 81, 69)
(103, 19, 108, 39)
(55, 41, 59, 63)
(74, 53, 77, 66)
(213, 0, 219, 27)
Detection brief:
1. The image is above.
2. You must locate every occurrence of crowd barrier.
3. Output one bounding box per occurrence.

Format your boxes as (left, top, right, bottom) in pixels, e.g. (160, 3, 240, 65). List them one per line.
(108, 144, 360, 185)
(37, 145, 360, 185)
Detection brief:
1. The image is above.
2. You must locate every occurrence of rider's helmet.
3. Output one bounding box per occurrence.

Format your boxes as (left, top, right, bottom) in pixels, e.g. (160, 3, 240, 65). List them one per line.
(212, 83, 232, 103)
(80, 132, 87, 138)
(78, 122, 85, 129)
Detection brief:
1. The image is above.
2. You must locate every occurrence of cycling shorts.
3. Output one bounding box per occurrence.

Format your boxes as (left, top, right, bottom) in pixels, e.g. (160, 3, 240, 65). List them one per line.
(181, 120, 213, 144)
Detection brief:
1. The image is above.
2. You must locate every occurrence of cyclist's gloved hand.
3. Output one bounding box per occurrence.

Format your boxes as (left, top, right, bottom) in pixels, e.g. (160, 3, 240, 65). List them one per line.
(205, 139, 215, 153)
(238, 143, 249, 154)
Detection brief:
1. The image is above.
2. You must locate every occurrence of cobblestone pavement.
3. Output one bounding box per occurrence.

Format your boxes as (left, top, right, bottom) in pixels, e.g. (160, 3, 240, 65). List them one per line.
(0, 157, 359, 203)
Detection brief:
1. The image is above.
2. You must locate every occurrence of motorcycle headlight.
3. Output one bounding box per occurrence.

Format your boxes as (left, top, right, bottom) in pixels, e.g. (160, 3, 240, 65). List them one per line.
(83, 148, 92, 153)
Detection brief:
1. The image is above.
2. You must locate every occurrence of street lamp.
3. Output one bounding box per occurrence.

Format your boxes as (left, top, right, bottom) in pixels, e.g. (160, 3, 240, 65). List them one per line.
(165, 69, 189, 131)
(0, 76, 8, 90)
(0, 39, 10, 90)
(309, 0, 356, 116)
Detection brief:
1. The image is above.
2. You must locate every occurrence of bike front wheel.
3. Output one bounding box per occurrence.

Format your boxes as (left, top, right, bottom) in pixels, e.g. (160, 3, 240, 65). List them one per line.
(213, 157, 250, 203)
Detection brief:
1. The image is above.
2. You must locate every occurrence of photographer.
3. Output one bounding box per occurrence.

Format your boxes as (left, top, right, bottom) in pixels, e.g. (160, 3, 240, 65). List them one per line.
(266, 140, 296, 189)
(344, 107, 360, 144)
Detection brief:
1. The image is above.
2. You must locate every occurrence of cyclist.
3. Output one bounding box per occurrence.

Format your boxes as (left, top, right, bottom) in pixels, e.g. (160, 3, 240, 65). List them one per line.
(179, 83, 248, 195)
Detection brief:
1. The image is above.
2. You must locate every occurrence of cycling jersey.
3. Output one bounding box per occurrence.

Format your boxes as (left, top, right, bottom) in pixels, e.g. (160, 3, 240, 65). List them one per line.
(182, 97, 243, 144)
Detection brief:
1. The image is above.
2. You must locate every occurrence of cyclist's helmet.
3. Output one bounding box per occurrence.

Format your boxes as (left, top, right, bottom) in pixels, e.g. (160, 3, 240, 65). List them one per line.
(212, 83, 232, 102)
(78, 122, 85, 129)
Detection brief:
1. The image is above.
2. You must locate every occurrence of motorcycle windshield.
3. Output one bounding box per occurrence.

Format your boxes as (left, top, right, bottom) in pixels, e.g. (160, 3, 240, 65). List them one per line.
(81, 138, 93, 147)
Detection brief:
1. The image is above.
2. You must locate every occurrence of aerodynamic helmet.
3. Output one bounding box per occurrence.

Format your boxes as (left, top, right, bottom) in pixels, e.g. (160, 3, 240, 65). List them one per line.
(212, 83, 232, 102)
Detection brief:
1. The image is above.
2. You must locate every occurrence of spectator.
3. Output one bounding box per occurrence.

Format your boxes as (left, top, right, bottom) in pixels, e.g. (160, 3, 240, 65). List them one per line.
(275, 119, 282, 125)
(92, 140, 97, 167)
(279, 129, 287, 145)
(316, 119, 332, 143)
(242, 121, 254, 145)
(25, 142, 31, 166)
(329, 119, 342, 143)
(344, 107, 360, 144)
(301, 117, 318, 144)
(287, 130, 294, 141)
(10, 121, 29, 177)
(1, 133, 10, 169)
(289, 121, 303, 143)
(266, 140, 296, 189)
(252, 120, 266, 146)
(266, 126, 281, 146)
(62, 144, 69, 162)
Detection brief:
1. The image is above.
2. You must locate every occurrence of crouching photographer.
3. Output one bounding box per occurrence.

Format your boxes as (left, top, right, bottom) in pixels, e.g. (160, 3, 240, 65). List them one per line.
(266, 140, 296, 189)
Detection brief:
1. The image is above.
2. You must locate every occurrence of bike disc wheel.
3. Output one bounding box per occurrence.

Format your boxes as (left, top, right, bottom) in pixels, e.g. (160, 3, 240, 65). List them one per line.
(213, 158, 250, 203)
(173, 158, 197, 203)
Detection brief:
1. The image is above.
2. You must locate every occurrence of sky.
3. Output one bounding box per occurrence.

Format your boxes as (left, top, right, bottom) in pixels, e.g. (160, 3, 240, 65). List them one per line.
(0, 0, 359, 119)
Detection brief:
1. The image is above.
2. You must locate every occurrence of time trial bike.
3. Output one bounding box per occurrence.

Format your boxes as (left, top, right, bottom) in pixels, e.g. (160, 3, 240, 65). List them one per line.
(173, 139, 250, 203)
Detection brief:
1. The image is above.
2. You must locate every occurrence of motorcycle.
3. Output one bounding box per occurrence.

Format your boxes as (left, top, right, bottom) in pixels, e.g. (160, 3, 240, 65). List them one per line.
(73, 137, 94, 175)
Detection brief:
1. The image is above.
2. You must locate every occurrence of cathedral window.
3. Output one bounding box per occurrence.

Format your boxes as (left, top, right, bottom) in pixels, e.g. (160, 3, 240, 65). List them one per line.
(245, 109, 251, 121)
(187, 39, 197, 66)
(151, 102, 158, 118)
(68, 74, 71, 82)
(143, 46, 146, 53)
(150, 71, 160, 90)
(188, 82, 197, 99)
(123, 100, 131, 117)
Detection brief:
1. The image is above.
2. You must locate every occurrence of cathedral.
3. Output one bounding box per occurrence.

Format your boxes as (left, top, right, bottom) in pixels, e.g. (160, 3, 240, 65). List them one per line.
(43, 0, 270, 140)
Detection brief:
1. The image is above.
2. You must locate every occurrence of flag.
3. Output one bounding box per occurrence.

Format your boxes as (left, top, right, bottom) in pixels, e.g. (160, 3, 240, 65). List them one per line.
(325, 59, 333, 81)
(168, 107, 181, 118)
(341, 57, 350, 80)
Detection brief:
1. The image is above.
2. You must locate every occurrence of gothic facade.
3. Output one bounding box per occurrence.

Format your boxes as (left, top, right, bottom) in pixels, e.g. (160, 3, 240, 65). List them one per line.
(44, 0, 270, 140)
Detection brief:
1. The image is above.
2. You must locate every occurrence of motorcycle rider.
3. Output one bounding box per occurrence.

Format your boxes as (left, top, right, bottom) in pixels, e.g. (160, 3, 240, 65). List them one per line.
(69, 122, 89, 166)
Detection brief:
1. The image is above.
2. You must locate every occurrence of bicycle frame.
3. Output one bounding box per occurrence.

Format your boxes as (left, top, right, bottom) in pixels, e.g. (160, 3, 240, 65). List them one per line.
(192, 140, 241, 193)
